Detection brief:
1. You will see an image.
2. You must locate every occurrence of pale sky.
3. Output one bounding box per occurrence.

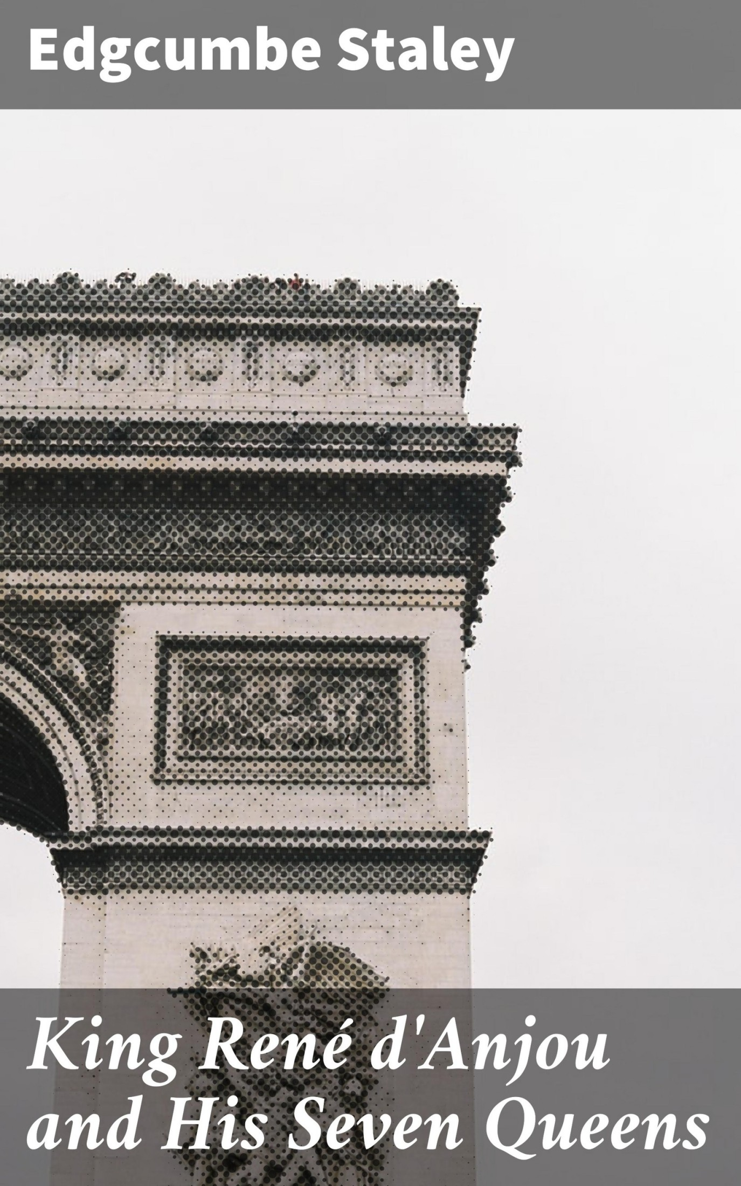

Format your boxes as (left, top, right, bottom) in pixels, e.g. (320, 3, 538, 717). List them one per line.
(1, 109, 739, 987)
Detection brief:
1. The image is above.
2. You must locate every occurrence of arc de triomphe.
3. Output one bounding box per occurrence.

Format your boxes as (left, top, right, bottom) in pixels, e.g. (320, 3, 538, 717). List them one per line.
(0, 273, 519, 989)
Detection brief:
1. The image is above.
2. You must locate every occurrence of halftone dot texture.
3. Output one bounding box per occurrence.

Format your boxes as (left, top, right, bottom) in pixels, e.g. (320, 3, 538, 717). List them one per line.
(0, 274, 519, 995)
(174, 946, 390, 1185)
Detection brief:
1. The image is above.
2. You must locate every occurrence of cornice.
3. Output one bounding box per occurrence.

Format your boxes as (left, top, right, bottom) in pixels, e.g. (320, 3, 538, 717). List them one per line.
(47, 824, 491, 850)
(0, 416, 520, 468)
(48, 826, 492, 897)
(0, 275, 480, 397)
(0, 274, 473, 321)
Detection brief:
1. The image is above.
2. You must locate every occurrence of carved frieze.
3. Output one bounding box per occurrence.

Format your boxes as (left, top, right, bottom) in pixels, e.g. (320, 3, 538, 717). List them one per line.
(0, 332, 461, 404)
(0, 274, 476, 406)
(0, 471, 470, 571)
(154, 637, 427, 784)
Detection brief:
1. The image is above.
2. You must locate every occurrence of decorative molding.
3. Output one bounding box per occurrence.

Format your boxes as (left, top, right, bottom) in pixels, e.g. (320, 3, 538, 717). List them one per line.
(47, 824, 491, 849)
(0, 273, 467, 320)
(154, 636, 427, 785)
(0, 600, 117, 722)
(0, 275, 481, 410)
(373, 347, 415, 388)
(48, 826, 491, 897)
(0, 344, 32, 380)
(0, 334, 463, 402)
(0, 458, 513, 646)
(0, 416, 520, 462)
(90, 346, 126, 381)
(0, 477, 471, 570)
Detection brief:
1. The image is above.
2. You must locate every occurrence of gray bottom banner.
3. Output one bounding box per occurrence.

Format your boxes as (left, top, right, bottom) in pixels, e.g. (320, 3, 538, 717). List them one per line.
(0, 989, 738, 1184)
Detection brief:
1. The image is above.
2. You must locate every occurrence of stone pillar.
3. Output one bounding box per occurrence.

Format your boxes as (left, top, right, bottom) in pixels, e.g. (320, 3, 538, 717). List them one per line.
(0, 273, 519, 990)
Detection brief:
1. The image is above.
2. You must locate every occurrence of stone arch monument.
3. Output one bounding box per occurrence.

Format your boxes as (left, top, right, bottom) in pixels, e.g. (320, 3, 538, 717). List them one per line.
(0, 273, 519, 989)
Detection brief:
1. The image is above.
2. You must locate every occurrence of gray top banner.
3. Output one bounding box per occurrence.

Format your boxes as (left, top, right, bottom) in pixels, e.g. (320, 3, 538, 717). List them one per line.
(2, 0, 740, 107)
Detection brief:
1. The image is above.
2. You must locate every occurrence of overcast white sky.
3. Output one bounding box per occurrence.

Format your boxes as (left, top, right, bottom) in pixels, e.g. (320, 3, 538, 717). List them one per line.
(0, 110, 739, 987)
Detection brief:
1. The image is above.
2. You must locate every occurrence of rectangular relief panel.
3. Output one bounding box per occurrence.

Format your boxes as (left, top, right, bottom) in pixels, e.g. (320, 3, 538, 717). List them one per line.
(154, 636, 427, 785)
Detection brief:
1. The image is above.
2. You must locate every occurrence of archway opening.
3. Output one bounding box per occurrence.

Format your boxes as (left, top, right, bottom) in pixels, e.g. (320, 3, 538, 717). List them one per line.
(0, 694, 69, 836)
(0, 695, 69, 986)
